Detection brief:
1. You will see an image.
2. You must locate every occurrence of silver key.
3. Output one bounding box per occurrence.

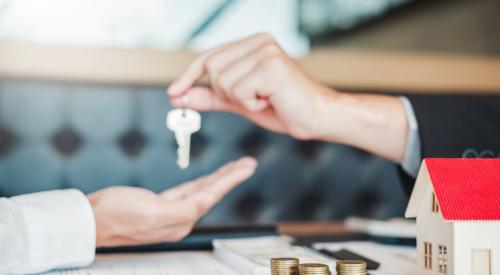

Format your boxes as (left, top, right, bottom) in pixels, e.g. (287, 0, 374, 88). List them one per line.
(166, 108, 201, 169)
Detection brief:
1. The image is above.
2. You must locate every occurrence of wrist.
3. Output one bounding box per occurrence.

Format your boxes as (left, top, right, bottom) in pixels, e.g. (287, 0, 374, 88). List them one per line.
(87, 194, 106, 247)
(310, 90, 408, 162)
(307, 86, 345, 141)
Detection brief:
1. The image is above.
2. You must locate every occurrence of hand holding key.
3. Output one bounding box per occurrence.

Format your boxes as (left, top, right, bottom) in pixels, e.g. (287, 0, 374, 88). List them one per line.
(167, 33, 408, 163)
(167, 107, 201, 169)
(167, 33, 334, 141)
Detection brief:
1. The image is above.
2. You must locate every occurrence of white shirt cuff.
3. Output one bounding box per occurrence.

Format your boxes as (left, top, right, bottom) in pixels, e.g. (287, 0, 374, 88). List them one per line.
(11, 189, 96, 274)
(400, 96, 422, 177)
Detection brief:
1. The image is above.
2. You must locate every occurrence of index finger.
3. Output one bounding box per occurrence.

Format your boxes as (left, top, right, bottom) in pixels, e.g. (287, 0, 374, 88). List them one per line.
(194, 157, 257, 207)
(167, 47, 220, 97)
(167, 33, 275, 97)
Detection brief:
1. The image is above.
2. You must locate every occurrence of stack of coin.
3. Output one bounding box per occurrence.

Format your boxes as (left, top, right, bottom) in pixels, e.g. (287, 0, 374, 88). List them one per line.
(271, 258, 300, 275)
(298, 263, 331, 275)
(336, 260, 367, 275)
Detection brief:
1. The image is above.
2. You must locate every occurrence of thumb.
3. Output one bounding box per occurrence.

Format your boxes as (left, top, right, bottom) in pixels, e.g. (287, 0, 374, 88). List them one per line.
(241, 98, 270, 112)
(170, 86, 235, 112)
(199, 157, 257, 202)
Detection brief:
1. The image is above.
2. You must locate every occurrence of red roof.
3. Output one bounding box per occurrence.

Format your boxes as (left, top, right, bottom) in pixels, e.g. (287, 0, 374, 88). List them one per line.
(426, 158, 500, 221)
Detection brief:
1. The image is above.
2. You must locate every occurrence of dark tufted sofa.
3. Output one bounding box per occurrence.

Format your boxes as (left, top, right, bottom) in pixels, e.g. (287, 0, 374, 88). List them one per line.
(0, 78, 408, 224)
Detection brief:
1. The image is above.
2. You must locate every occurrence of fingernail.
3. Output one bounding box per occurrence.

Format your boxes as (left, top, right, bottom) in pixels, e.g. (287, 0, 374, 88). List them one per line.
(168, 82, 180, 96)
(238, 157, 258, 168)
(170, 96, 183, 107)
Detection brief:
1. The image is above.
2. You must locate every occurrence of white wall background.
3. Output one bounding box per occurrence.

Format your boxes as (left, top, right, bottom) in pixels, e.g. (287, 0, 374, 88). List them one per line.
(0, 0, 309, 56)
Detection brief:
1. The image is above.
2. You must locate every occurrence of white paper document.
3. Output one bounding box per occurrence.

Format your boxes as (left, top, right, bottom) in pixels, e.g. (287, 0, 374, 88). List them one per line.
(43, 252, 239, 275)
(213, 236, 335, 275)
(313, 241, 418, 275)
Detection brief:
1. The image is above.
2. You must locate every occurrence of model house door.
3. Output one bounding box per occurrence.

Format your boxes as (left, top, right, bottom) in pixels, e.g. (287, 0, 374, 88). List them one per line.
(472, 249, 491, 275)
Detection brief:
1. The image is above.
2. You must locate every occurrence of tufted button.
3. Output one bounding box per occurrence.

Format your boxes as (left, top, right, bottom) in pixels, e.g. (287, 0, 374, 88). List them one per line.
(51, 127, 82, 157)
(236, 192, 265, 221)
(291, 193, 324, 220)
(119, 129, 147, 157)
(191, 133, 208, 160)
(138, 89, 173, 142)
(350, 191, 380, 218)
(238, 129, 268, 158)
(0, 125, 18, 157)
(296, 141, 324, 161)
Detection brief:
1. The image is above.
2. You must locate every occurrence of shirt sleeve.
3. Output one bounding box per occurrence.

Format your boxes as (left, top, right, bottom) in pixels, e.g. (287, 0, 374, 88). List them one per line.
(0, 189, 96, 274)
(400, 96, 422, 178)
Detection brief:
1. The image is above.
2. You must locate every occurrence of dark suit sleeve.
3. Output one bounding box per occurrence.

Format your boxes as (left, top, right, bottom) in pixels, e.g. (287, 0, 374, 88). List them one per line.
(398, 94, 500, 193)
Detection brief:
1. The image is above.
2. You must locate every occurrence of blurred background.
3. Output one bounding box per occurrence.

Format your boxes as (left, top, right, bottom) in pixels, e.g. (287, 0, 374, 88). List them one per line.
(0, 0, 498, 225)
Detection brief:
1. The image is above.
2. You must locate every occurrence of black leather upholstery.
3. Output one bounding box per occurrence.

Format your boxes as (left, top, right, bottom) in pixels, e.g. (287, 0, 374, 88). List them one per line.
(0, 79, 408, 224)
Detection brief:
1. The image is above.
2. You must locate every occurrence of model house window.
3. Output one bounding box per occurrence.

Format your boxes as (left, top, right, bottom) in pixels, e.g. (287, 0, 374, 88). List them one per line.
(438, 245, 448, 273)
(424, 242, 432, 269)
(432, 193, 440, 213)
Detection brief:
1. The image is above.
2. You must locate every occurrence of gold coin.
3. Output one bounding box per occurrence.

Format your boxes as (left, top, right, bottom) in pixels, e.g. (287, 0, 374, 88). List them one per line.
(299, 263, 330, 275)
(271, 258, 300, 275)
(335, 260, 367, 275)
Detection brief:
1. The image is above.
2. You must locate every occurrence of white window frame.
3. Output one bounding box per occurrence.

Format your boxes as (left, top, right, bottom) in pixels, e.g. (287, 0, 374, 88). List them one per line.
(424, 242, 433, 270)
(438, 245, 448, 273)
(432, 192, 440, 213)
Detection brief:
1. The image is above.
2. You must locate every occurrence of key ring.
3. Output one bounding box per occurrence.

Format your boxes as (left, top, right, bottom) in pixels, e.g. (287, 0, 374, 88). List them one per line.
(181, 95, 189, 117)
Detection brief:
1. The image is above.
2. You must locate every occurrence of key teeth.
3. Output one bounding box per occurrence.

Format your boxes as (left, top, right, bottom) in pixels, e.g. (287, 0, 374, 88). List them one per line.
(176, 149, 188, 169)
(178, 155, 188, 169)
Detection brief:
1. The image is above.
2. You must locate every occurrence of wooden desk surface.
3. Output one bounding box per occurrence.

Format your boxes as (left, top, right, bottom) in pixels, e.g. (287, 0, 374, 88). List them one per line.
(2, 39, 500, 94)
(278, 222, 354, 237)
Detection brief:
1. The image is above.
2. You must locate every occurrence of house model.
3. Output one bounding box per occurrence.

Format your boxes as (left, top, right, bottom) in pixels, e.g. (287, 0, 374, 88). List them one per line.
(405, 158, 500, 275)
